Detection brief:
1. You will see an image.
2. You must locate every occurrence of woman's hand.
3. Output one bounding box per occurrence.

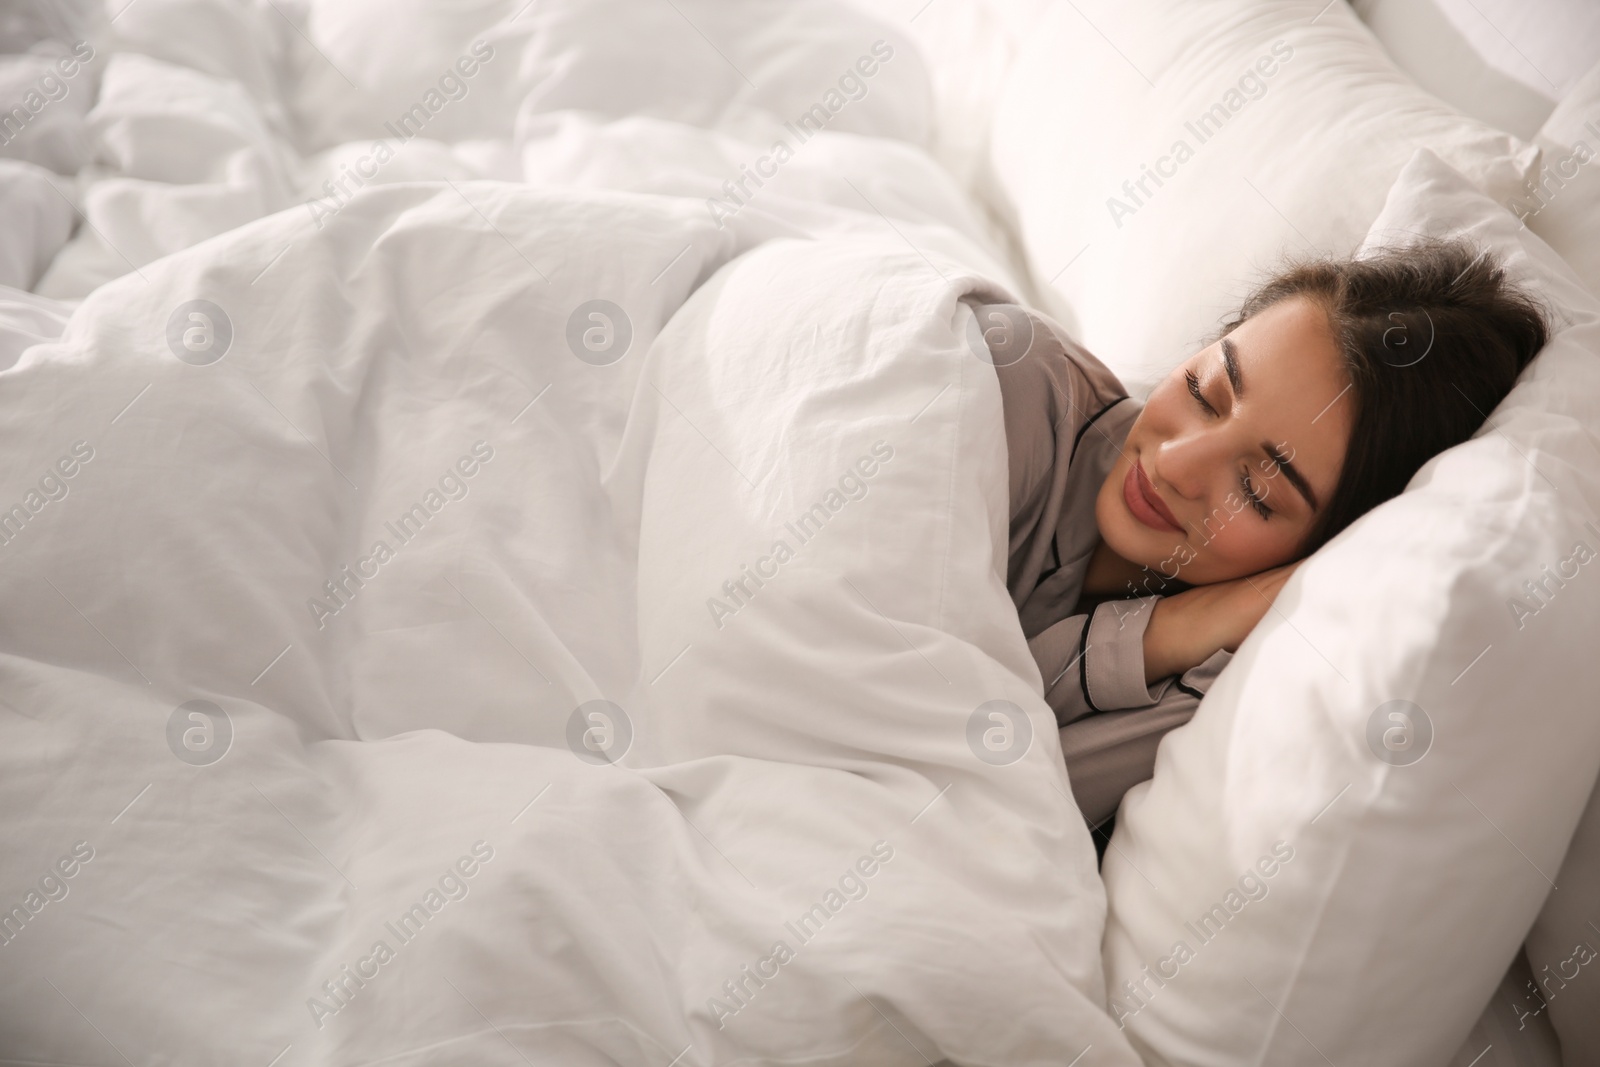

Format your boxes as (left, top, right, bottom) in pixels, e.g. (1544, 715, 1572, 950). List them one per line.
(1142, 562, 1300, 686)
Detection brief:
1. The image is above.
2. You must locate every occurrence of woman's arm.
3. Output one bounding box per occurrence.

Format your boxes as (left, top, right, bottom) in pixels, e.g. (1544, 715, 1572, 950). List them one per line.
(1141, 562, 1299, 685)
(1030, 596, 1184, 727)
(1031, 600, 1234, 825)
(1039, 565, 1296, 826)
(1027, 561, 1297, 727)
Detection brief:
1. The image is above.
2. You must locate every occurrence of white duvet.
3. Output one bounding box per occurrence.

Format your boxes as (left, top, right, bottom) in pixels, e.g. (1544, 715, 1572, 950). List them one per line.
(0, 2, 1140, 1064)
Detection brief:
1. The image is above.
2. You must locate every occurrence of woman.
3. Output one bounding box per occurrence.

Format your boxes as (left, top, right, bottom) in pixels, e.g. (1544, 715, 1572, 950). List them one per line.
(988, 238, 1548, 832)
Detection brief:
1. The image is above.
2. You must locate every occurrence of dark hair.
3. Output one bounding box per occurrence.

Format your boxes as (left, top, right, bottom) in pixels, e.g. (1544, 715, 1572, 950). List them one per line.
(1220, 237, 1549, 557)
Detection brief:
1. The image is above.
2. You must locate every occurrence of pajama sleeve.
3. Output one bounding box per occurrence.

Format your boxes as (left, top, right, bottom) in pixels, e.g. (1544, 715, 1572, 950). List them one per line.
(1028, 595, 1234, 827)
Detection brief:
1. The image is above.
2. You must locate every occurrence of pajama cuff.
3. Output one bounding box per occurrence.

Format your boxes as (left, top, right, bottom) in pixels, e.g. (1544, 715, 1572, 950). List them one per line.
(1084, 596, 1162, 712)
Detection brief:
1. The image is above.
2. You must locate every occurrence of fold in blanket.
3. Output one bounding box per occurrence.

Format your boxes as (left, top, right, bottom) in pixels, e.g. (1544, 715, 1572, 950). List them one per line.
(0, 182, 1144, 1066)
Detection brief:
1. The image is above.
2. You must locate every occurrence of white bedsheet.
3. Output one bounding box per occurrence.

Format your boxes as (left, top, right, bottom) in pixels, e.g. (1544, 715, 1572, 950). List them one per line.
(0, 1, 1139, 1063)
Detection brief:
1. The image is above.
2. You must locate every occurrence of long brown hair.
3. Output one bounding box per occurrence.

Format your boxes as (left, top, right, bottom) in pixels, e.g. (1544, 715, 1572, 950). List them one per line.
(1220, 238, 1549, 556)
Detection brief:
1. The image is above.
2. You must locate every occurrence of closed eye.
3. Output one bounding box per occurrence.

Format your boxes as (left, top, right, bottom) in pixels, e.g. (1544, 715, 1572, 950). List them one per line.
(1240, 470, 1272, 519)
(1185, 368, 1217, 416)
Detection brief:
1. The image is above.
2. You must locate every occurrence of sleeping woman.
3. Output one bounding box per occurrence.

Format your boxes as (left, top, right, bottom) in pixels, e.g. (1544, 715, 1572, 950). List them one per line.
(988, 237, 1548, 831)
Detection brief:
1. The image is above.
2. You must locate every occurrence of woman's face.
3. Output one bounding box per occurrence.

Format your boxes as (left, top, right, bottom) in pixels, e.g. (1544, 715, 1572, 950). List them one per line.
(1095, 295, 1355, 586)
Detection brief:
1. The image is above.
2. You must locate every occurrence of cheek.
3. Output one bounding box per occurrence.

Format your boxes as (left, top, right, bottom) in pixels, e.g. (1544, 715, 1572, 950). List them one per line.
(1190, 512, 1299, 578)
(1095, 458, 1137, 539)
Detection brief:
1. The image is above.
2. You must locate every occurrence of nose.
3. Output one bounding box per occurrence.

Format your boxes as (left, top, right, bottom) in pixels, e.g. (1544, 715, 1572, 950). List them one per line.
(1148, 422, 1231, 504)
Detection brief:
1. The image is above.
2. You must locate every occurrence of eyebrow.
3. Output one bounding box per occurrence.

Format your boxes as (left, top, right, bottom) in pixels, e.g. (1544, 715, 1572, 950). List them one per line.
(1219, 337, 1317, 511)
(1263, 442, 1319, 512)
(1221, 338, 1244, 398)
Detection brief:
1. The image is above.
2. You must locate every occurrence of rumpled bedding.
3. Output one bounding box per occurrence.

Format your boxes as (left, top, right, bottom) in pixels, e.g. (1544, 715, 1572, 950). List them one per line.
(0, 1, 1139, 1064)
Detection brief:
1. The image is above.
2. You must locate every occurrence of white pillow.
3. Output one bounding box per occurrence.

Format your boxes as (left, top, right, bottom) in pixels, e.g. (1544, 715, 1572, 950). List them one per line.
(1524, 58, 1600, 300)
(1101, 147, 1600, 1065)
(1347, 0, 1557, 139)
(1364, 0, 1600, 105)
(985, 0, 1541, 395)
(841, 0, 1043, 292)
(842, 0, 1038, 192)
(1521, 65, 1600, 1028)
(1525, 785, 1600, 1064)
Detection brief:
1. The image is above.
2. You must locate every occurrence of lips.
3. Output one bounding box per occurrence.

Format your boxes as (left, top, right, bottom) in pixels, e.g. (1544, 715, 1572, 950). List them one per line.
(1123, 459, 1184, 534)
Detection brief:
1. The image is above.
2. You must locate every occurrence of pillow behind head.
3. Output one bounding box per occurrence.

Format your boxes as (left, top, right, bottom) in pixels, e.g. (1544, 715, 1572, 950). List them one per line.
(985, 0, 1540, 395)
(1523, 58, 1600, 300)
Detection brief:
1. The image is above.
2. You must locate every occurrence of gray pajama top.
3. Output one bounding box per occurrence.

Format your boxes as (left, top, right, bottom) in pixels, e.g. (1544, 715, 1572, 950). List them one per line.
(974, 301, 1233, 828)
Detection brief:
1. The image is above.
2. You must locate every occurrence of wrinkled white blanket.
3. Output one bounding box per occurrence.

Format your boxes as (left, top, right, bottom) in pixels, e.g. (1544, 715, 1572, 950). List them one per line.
(0, 1, 1141, 1064)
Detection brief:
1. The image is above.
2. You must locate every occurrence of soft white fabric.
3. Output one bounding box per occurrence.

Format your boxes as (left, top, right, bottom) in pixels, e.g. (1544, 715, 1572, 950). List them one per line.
(839, 0, 1054, 328)
(0, 3, 1154, 1063)
(1420, 0, 1600, 102)
(1525, 767, 1600, 1063)
(1101, 147, 1600, 1066)
(986, 0, 1541, 396)
(5, 1, 1596, 1061)
(0, 0, 101, 56)
(839, 1, 1031, 195)
(1525, 59, 1600, 301)
(0, 283, 72, 370)
(0, 5, 1146, 1050)
(1350, 0, 1600, 139)
(286, 0, 931, 154)
(97, 0, 290, 131)
(1446, 948, 1565, 1067)
(1522, 65, 1600, 1052)
(0, 42, 100, 174)
(0, 179, 1143, 1066)
(0, 159, 74, 290)
(33, 49, 298, 297)
(25, 0, 972, 301)
(1348, 0, 1557, 139)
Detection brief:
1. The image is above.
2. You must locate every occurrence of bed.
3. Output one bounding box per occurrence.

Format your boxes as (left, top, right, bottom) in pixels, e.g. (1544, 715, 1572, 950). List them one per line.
(1, 1, 1597, 1065)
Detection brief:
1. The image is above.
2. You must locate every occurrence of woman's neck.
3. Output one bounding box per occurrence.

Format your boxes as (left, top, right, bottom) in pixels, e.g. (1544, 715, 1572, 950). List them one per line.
(1081, 538, 1171, 599)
